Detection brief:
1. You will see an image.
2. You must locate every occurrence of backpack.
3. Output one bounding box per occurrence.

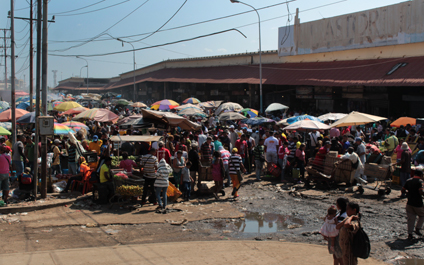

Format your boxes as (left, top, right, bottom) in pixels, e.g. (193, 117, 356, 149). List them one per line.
(21, 173, 33, 185)
(352, 221, 371, 259)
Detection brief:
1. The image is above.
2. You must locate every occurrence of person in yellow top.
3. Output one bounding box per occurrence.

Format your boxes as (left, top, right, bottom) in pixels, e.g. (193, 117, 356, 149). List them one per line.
(5, 138, 12, 149)
(88, 135, 102, 155)
(52, 139, 63, 176)
(99, 157, 114, 196)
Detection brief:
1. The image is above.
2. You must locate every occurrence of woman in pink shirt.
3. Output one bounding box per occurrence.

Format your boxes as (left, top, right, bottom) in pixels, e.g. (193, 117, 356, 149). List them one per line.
(278, 142, 290, 182)
(119, 152, 138, 174)
(394, 139, 411, 162)
(295, 144, 306, 180)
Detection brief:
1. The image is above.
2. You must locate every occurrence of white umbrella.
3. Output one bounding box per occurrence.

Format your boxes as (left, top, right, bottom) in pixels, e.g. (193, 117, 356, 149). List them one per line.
(276, 118, 289, 126)
(318, 113, 347, 121)
(215, 102, 243, 115)
(218, 112, 246, 121)
(331, 111, 386, 127)
(284, 120, 331, 131)
(175, 103, 202, 111)
(265, 103, 289, 112)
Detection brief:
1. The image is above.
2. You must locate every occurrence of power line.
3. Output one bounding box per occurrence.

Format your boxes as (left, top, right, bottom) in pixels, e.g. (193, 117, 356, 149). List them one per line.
(48, 1, 296, 44)
(50, 0, 107, 15)
(49, 28, 247, 57)
(50, 0, 151, 52)
(53, 0, 132, 17)
(127, 0, 187, 43)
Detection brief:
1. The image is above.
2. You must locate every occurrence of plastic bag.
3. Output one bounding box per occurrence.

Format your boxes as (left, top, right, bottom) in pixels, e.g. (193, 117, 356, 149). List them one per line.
(52, 180, 67, 193)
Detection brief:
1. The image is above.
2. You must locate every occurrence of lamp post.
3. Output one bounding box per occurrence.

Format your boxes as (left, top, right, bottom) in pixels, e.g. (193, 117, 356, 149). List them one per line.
(230, 0, 263, 113)
(117, 38, 136, 101)
(79, 65, 87, 78)
(76, 56, 88, 94)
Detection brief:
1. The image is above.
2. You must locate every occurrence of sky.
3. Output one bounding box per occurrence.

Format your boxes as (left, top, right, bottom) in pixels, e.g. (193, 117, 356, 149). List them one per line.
(0, 0, 408, 88)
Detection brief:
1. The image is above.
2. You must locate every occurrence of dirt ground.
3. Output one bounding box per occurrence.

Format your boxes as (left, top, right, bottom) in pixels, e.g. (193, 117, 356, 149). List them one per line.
(0, 173, 423, 264)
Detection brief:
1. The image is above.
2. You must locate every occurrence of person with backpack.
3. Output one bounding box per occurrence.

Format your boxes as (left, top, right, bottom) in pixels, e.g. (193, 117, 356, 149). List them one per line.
(337, 202, 361, 265)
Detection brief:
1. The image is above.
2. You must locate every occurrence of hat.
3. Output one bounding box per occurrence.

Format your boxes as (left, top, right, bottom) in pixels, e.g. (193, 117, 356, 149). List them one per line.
(158, 141, 164, 147)
(24, 167, 31, 173)
(242, 127, 247, 130)
(229, 125, 235, 129)
(2, 146, 11, 152)
(402, 142, 409, 151)
(232, 147, 238, 153)
(54, 139, 61, 144)
(355, 137, 362, 142)
(93, 135, 99, 142)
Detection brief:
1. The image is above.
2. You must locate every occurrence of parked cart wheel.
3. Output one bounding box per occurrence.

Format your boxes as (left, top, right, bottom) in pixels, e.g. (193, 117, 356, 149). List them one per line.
(357, 186, 364, 195)
(377, 189, 385, 197)
(385, 187, 391, 195)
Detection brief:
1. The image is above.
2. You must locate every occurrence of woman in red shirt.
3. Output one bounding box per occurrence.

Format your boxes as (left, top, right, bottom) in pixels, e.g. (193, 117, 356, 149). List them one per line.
(295, 143, 306, 179)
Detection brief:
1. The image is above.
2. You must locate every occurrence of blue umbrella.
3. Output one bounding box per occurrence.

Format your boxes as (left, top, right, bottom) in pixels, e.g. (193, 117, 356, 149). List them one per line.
(287, 115, 322, 125)
(242, 117, 275, 126)
(17, 102, 30, 110)
(17, 112, 36, 123)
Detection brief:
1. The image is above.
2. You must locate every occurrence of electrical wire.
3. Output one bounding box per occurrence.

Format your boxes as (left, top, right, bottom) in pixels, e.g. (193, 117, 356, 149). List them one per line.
(50, 0, 150, 52)
(49, 28, 247, 57)
(15, 23, 28, 34)
(53, 0, 132, 17)
(49, 0, 107, 15)
(127, 0, 187, 43)
(49, 0, 296, 44)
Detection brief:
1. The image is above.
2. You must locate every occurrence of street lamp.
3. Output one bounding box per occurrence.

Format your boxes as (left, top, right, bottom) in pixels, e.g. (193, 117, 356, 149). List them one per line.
(117, 38, 136, 101)
(230, 0, 263, 113)
(76, 56, 89, 94)
(80, 65, 87, 78)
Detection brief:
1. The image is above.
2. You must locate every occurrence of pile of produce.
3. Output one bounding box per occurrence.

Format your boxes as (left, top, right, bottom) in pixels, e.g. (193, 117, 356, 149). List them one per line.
(116, 185, 143, 196)
(55, 174, 73, 180)
(113, 172, 129, 180)
(111, 156, 138, 168)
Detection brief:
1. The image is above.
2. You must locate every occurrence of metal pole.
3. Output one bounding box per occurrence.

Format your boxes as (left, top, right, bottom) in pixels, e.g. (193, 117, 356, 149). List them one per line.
(41, 0, 48, 198)
(29, 0, 34, 112)
(76, 56, 88, 94)
(230, 0, 262, 113)
(10, 0, 16, 144)
(117, 39, 136, 101)
(3, 30, 6, 92)
(80, 65, 86, 78)
(34, 0, 41, 198)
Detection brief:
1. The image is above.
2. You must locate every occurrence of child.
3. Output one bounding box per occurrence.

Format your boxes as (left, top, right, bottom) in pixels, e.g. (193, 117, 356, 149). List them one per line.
(211, 151, 225, 200)
(320, 205, 339, 252)
(181, 161, 193, 201)
(18, 167, 34, 200)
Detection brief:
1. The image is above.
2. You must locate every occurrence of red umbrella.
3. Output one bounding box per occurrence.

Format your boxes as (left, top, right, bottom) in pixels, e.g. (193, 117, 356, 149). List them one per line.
(15, 91, 29, 96)
(58, 107, 88, 116)
(0, 109, 30, 122)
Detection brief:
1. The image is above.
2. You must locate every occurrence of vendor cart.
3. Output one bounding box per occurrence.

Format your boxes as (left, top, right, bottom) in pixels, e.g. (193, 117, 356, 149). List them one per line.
(108, 169, 145, 207)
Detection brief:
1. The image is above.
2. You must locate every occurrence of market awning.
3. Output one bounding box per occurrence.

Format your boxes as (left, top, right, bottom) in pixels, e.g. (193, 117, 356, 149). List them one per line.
(141, 109, 201, 131)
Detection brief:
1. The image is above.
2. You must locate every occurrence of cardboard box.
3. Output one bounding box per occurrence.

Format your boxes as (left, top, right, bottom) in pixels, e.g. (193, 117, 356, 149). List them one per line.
(364, 163, 390, 179)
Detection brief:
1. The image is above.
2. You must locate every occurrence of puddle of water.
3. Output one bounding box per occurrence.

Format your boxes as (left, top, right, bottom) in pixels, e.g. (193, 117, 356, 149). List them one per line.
(398, 259, 424, 265)
(234, 212, 304, 234)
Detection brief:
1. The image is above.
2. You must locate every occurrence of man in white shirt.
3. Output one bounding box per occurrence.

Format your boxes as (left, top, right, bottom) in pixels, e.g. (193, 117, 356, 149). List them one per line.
(229, 125, 238, 150)
(340, 147, 367, 187)
(264, 132, 279, 164)
(309, 130, 320, 157)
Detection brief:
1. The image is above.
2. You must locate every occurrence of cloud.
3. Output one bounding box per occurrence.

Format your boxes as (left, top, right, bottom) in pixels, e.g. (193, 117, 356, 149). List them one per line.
(204, 48, 213, 53)
(217, 48, 227, 53)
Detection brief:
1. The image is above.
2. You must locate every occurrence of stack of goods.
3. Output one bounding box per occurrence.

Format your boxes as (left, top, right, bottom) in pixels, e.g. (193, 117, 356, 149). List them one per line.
(115, 185, 143, 196)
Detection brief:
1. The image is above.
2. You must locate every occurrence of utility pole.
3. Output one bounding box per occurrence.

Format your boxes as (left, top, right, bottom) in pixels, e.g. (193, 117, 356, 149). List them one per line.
(10, 0, 16, 145)
(52, 69, 57, 87)
(1, 29, 9, 91)
(40, 0, 48, 198)
(34, 0, 42, 198)
(29, 0, 34, 112)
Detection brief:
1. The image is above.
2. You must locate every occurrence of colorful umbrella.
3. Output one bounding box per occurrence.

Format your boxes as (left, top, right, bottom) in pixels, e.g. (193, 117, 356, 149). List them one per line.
(73, 108, 119, 122)
(151, 99, 179, 110)
(54, 101, 82, 111)
(284, 120, 331, 131)
(16, 91, 29, 96)
(175, 103, 202, 111)
(182, 97, 201, 104)
(54, 123, 73, 135)
(390, 117, 416, 128)
(131, 102, 147, 108)
(287, 115, 322, 125)
(240, 108, 258, 118)
(178, 107, 207, 117)
(59, 107, 89, 116)
(0, 126, 11, 135)
(62, 121, 89, 130)
(52, 100, 63, 108)
(17, 102, 30, 110)
(0, 109, 29, 122)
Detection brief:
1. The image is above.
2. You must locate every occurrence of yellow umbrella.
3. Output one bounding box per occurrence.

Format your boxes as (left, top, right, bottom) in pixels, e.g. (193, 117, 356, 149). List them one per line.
(54, 101, 83, 112)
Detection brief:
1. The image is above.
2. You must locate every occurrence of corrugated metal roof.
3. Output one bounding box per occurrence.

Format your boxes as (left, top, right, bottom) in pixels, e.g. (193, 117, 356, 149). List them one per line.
(56, 56, 424, 91)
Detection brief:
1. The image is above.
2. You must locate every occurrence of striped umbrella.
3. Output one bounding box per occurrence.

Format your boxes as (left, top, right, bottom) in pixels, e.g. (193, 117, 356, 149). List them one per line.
(182, 97, 201, 104)
(240, 108, 258, 118)
(62, 121, 89, 130)
(54, 123, 73, 135)
(151, 99, 179, 110)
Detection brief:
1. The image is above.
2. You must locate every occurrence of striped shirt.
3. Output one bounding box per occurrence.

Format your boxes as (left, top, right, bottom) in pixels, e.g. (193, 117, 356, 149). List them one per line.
(155, 160, 172, 188)
(220, 149, 231, 165)
(201, 142, 213, 161)
(288, 141, 296, 158)
(228, 154, 242, 175)
(141, 154, 158, 178)
(68, 145, 77, 163)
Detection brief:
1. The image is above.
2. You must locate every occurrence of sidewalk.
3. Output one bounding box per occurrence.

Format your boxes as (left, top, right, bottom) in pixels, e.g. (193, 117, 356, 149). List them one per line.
(0, 241, 384, 265)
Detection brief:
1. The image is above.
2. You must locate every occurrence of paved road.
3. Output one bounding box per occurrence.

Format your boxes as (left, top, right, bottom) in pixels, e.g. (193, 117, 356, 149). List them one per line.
(0, 241, 383, 265)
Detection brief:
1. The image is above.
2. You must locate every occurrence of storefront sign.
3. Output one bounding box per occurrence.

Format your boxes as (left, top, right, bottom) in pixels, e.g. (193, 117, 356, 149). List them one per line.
(296, 87, 313, 95)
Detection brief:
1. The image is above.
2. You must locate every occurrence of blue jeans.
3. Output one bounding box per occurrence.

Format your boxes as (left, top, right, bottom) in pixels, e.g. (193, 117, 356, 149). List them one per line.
(12, 160, 24, 181)
(400, 172, 410, 195)
(68, 162, 78, 175)
(155, 186, 168, 208)
(255, 160, 263, 180)
(182, 181, 191, 199)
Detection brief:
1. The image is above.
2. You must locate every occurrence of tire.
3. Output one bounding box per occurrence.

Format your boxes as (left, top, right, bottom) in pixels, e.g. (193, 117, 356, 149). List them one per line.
(378, 189, 385, 197)
(358, 186, 364, 195)
(385, 187, 391, 195)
